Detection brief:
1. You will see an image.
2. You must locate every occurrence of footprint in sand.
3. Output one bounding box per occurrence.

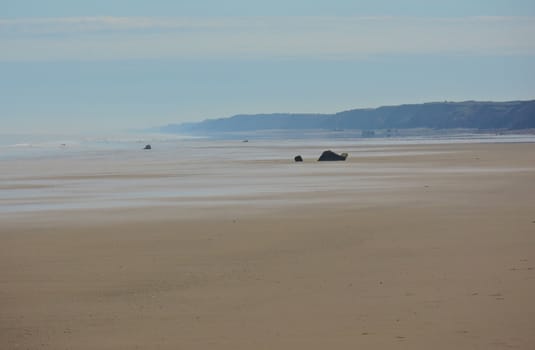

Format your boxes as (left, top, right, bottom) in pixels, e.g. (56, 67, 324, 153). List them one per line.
(509, 266, 533, 271)
(489, 293, 505, 300)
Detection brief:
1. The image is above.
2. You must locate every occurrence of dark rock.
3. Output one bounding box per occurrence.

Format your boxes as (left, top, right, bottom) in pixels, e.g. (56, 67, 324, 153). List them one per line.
(144, 144, 152, 150)
(318, 150, 348, 161)
(294, 155, 303, 162)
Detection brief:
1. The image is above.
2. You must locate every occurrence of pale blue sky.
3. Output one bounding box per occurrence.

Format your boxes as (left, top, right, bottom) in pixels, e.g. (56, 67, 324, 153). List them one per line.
(1, 0, 535, 132)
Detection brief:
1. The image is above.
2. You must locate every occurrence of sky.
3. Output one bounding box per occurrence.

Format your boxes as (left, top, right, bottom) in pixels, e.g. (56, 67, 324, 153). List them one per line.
(1, 0, 535, 133)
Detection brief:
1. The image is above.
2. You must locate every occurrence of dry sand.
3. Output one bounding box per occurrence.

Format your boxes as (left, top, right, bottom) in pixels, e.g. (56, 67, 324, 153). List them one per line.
(1, 142, 535, 349)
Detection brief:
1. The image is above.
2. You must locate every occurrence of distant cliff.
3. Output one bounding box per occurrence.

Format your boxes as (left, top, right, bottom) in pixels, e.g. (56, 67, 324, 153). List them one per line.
(161, 100, 535, 134)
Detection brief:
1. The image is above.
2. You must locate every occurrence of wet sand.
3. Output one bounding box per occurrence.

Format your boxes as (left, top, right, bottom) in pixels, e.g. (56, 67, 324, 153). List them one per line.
(1, 142, 535, 349)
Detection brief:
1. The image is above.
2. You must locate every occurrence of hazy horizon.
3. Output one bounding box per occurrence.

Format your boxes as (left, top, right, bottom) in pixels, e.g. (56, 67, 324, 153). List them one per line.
(2, 0, 535, 133)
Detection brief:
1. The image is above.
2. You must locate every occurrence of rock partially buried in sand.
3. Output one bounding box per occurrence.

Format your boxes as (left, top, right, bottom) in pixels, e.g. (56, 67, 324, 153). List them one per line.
(294, 155, 303, 162)
(318, 150, 348, 161)
(144, 144, 152, 150)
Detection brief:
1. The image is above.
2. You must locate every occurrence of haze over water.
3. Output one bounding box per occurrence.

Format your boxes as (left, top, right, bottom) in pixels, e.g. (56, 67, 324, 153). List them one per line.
(2, 133, 535, 215)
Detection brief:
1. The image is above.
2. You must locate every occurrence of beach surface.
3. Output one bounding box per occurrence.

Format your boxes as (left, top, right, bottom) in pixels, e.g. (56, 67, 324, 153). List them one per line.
(1, 141, 535, 349)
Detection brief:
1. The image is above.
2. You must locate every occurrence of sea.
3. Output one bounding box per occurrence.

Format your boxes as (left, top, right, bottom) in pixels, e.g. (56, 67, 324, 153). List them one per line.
(1, 131, 535, 216)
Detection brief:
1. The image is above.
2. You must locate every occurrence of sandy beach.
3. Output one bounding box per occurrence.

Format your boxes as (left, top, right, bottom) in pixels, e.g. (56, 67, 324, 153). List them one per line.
(1, 141, 535, 349)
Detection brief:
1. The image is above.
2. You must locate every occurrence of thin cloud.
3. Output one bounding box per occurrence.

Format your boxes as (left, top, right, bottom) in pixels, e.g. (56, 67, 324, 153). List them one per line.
(1, 16, 534, 61)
